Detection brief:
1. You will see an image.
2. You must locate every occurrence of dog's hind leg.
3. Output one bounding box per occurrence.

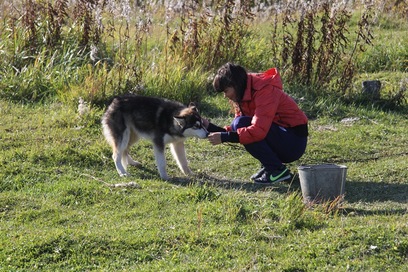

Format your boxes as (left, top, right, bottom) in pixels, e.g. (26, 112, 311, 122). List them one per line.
(127, 154, 142, 167)
(113, 128, 131, 177)
(126, 132, 142, 167)
(153, 142, 168, 180)
(170, 141, 192, 176)
(113, 151, 128, 177)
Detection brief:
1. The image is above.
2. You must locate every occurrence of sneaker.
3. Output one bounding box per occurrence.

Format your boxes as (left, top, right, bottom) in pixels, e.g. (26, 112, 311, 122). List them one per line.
(253, 167, 291, 184)
(250, 167, 265, 180)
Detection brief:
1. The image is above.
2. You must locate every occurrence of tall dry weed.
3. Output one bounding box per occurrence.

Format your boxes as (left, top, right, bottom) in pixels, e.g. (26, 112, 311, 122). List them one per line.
(16, 0, 107, 52)
(1, 0, 381, 103)
(270, 0, 374, 95)
(167, 0, 254, 68)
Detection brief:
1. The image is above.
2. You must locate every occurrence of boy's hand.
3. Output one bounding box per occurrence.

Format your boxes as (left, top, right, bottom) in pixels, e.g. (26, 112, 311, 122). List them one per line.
(208, 132, 222, 145)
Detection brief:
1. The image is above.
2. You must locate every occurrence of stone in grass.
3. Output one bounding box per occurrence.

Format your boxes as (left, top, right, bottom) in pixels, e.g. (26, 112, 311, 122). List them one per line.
(362, 80, 381, 100)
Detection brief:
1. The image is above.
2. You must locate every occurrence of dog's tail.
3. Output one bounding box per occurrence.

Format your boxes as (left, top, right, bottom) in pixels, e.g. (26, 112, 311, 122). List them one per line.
(101, 100, 124, 151)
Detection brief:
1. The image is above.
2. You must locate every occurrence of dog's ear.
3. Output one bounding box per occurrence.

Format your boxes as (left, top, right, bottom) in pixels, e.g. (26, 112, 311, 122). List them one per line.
(188, 102, 198, 112)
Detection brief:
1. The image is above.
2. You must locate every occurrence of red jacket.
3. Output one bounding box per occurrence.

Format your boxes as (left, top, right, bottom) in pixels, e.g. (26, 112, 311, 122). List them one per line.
(225, 68, 308, 145)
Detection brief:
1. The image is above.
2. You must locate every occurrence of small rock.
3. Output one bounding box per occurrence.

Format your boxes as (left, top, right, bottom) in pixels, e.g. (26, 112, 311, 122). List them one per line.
(362, 80, 381, 99)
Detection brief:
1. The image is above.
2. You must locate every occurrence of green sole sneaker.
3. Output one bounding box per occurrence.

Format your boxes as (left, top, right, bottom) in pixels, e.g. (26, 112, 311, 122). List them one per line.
(254, 168, 291, 184)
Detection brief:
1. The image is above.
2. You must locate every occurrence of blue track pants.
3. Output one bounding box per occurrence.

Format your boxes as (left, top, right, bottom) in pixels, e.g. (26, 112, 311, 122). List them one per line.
(231, 116, 307, 171)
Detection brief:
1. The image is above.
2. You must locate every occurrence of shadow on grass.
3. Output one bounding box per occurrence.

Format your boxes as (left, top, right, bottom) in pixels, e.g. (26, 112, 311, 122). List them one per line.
(168, 174, 408, 216)
(128, 167, 407, 212)
(168, 173, 302, 195)
(341, 180, 408, 216)
(345, 179, 408, 204)
(342, 207, 407, 216)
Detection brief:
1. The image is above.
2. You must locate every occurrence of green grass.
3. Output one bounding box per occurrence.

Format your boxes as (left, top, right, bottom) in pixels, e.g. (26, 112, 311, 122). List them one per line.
(1, 1, 407, 270)
(1, 99, 407, 271)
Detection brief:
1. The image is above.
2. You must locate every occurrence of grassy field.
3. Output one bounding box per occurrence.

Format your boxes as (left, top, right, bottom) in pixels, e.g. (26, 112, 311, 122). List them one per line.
(0, 96, 407, 271)
(1, 0, 408, 271)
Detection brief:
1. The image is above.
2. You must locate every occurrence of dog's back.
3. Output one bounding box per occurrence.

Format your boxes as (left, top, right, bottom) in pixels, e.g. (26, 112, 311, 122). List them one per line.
(102, 95, 185, 146)
(102, 94, 208, 179)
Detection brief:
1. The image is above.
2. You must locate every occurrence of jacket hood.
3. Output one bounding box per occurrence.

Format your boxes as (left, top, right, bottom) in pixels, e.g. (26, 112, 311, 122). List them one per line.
(243, 68, 283, 101)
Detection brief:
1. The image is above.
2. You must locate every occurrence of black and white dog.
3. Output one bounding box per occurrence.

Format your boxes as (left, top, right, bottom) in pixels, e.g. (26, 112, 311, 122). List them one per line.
(102, 94, 208, 180)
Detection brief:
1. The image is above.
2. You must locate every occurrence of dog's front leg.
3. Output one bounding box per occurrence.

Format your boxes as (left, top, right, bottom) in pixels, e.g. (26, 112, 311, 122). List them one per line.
(153, 143, 169, 180)
(170, 142, 192, 176)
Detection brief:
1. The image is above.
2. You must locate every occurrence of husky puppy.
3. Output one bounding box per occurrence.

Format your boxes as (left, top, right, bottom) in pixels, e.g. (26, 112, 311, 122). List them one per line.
(102, 94, 208, 180)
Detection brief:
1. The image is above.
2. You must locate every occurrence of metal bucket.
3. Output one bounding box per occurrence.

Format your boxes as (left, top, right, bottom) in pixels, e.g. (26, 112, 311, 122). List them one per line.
(298, 164, 347, 204)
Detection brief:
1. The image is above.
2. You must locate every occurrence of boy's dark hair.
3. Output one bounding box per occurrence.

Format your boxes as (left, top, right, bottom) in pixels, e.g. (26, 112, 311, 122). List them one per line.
(213, 63, 247, 102)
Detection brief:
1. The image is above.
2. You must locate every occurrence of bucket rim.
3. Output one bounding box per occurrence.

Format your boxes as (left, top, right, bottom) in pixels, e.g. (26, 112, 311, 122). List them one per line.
(298, 164, 347, 170)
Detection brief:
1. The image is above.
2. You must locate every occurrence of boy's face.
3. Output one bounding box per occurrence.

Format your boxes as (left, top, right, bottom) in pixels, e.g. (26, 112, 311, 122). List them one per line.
(223, 87, 237, 102)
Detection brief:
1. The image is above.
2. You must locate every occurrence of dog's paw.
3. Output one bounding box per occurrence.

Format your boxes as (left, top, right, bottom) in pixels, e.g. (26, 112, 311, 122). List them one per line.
(159, 174, 170, 180)
(119, 172, 130, 177)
